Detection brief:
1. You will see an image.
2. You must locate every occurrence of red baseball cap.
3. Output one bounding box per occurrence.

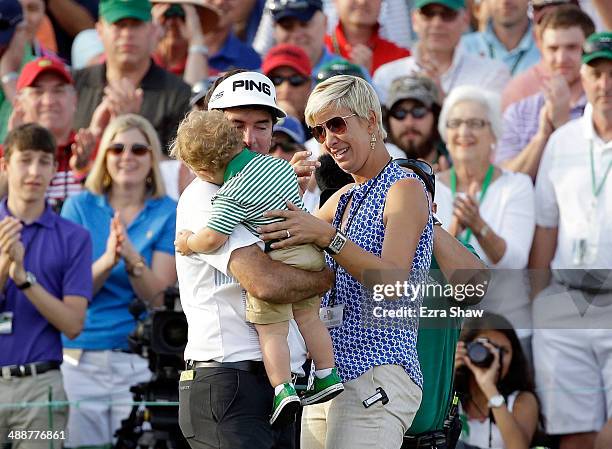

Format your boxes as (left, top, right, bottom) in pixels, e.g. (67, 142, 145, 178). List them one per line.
(17, 57, 74, 91)
(262, 44, 312, 78)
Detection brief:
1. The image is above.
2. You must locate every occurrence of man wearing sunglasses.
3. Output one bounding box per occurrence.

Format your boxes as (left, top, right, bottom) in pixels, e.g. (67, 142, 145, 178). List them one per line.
(530, 31, 612, 449)
(262, 43, 313, 140)
(373, 0, 510, 106)
(384, 75, 450, 172)
(176, 70, 332, 449)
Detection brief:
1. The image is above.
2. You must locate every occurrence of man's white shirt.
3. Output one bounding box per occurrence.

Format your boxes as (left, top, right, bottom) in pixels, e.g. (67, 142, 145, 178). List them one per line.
(176, 178, 306, 373)
(373, 46, 511, 105)
(535, 104, 612, 270)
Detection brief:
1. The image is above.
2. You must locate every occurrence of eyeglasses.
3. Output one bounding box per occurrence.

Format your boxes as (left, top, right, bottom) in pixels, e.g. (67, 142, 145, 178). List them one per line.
(389, 105, 429, 120)
(394, 158, 435, 199)
(583, 38, 612, 56)
(446, 118, 489, 130)
(270, 75, 310, 87)
(107, 143, 150, 156)
(311, 113, 356, 144)
(418, 5, 459, 22)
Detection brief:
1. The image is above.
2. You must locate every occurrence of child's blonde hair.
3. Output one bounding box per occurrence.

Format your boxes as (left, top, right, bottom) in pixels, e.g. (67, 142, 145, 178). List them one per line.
(170, 110, 243, 173)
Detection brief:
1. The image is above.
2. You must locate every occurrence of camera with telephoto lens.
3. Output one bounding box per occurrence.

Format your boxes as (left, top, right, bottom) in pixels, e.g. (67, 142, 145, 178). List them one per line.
(466, 337, 500, 368)
(114, 287, 188, 449)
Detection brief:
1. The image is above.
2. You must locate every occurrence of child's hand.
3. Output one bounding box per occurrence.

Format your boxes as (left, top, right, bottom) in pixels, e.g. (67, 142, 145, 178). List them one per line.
(175, 230, 194, 256)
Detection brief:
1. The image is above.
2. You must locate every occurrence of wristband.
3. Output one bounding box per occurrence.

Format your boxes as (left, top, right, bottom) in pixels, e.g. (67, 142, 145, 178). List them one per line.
(478, 224, 490, 238)
(188, 44, 209, 56)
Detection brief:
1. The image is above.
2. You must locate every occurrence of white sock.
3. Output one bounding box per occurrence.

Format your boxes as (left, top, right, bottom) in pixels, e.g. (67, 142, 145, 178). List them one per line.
(274, 383, 292, 395)
(315, 368, 333, 379)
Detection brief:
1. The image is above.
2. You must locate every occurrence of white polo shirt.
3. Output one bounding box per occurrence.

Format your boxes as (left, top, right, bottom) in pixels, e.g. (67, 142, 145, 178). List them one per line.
(535, 104, 612, 270)
(372, 46, 511, 105)
(176, 178, 306, 373)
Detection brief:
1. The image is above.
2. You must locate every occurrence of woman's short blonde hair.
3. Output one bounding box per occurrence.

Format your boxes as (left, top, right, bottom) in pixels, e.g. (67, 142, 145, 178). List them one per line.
(170, 110, 243, 173)
(85, 114, 166, 198)
(304, 75, 387, 140)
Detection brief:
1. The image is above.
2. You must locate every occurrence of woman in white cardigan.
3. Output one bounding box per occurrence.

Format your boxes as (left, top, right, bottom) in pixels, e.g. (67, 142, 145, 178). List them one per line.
(435, 86, 535, 352)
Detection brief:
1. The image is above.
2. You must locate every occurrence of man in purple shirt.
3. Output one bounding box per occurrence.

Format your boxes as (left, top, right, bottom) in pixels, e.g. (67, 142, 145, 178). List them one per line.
(495, 5, 595, 180)
(0, 123, 92, 447)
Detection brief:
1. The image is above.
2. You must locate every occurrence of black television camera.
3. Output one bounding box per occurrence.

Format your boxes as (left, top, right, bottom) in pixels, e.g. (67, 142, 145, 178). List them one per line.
(114, 287, 188, 449)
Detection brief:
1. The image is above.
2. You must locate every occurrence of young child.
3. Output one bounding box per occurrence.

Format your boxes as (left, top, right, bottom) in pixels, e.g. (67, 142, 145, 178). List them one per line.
(171, 110, 343, 427)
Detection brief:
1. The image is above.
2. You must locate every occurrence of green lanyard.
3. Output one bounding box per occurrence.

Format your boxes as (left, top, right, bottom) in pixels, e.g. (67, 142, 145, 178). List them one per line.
(589, 140, 612, 198)
(450, 164, 495, 244)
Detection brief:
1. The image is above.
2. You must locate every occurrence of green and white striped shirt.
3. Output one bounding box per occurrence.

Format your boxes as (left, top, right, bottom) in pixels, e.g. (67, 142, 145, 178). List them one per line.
(208, 151, 304, 236)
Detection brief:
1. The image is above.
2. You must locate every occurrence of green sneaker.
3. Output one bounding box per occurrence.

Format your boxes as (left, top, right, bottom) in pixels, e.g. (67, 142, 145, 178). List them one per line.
(301, 368, 344, 406)
(270, 383, 300, 427)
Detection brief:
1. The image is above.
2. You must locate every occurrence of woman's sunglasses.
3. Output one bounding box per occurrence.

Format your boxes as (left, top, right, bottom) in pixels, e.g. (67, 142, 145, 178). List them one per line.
(107, 143, 150, 156)
(270, 75, 310, 87)
(389, 105, 429, 121)
(311, 113, 356, 144)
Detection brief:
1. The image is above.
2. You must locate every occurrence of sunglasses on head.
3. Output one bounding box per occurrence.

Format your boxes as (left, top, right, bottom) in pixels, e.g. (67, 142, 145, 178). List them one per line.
(583, 38, 612, 56)
(270, 0, 311, 11)
(270, 74, 310, 87)
(418, 5, 459, 22)
(311, 113, 356, 144)
(0, 16, 21, 31)
(394, 158, 435, 199)
(107, 143, 150, 156)
(389, 105, 429, 120)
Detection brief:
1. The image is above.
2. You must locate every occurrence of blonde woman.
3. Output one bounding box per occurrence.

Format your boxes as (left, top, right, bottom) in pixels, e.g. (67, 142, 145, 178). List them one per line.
(59, 114, 178, 448)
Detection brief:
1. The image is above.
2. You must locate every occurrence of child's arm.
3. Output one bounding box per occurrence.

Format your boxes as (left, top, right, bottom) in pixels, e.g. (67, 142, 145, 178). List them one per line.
(175, 227, 229, 255)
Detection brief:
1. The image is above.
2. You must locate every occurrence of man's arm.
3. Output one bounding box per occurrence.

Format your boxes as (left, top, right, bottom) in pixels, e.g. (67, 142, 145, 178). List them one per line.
(433, 225, 489, 306)
(228, 244, 334, 304)
(528, 226, 558, 299)
(47, 0, 96, 38)
(21, 288, 87, 340)
(501, 106, 553, 180)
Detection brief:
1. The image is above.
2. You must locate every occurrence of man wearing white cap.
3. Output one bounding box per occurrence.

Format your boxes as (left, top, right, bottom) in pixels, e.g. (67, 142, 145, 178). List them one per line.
(176, 70, 332, 449)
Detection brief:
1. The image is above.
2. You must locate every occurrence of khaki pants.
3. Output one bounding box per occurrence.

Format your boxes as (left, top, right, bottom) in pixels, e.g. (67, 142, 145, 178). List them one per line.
(246, 244, 326, 324)
(0, 369, 67, 449)
(301, 364, 422, 449)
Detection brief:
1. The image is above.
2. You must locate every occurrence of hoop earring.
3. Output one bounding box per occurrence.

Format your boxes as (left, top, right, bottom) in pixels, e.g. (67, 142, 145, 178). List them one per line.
(370, 133, 377, 151)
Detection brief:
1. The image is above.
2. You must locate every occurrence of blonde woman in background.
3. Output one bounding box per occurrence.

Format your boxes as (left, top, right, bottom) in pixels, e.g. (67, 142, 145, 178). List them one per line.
(60, 114, 177, 449)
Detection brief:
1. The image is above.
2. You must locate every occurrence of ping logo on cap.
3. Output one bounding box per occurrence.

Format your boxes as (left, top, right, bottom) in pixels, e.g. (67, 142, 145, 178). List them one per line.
(232, 79, 272, 96)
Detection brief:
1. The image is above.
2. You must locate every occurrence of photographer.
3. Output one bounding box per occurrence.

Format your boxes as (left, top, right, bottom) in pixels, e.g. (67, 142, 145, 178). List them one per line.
(454, 313, 539, 449)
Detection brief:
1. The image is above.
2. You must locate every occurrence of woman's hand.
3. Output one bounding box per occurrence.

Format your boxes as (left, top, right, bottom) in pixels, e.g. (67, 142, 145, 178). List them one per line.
(258, 201, 336, 250)
(464, 340, 502, 399)
(101, 215, 123, 270)
(452, 186, 487, 236)
(175, 230, 194, 256)
(454, 341, 468, 371)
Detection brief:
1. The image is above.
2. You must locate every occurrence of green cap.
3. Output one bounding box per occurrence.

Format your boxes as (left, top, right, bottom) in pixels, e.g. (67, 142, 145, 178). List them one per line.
(414, 0, 465, 10)
(99, 0, 152, 23)
(582, 32, 612, 65)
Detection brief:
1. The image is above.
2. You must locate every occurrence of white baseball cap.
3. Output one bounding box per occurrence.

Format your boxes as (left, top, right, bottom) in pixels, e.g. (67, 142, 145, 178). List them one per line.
(207, 71, 286, 118)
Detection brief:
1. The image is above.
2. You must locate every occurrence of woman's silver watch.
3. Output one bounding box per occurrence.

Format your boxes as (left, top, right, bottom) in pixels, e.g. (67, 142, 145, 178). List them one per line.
(487, 394, 505, 408)
(323, 230, 348, 255)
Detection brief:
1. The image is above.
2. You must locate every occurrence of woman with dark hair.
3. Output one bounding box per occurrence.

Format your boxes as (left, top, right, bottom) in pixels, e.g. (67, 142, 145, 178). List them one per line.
(454, 312, 539, 449)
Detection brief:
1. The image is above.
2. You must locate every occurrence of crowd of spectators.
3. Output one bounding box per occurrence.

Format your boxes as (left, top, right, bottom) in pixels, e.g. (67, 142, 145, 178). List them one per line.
(0, 0, 611, 448)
